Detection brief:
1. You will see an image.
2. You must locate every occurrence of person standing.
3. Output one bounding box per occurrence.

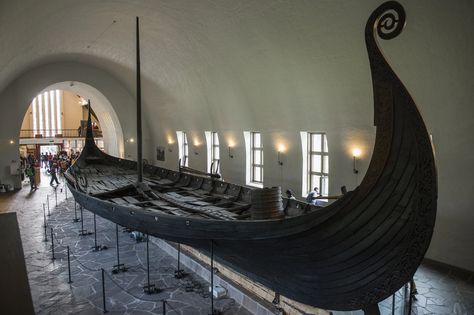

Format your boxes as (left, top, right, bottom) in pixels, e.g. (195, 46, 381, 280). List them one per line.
(48, 155, 53, 171)
(27, 154, 35, 166)
(20, 157, 26, 182)
(41, 153, 46, 168)
(50, 162, 60, 186)
(26, 165, 37, 190)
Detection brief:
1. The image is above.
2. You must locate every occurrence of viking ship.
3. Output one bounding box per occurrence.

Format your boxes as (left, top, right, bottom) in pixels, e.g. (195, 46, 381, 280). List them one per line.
(65, 1, 437, 313)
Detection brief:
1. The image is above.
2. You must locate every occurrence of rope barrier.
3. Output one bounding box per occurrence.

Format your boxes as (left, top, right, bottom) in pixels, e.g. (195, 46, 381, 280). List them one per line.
(50, 227, 156, 275)
(103, 271, 166, 302)
(48, 219, 147, 273)
(48, 225, 176, 304)
(69, 250, 102, 272)
(49, 228, 100, 272)
(42, 196, 210, 311)
(51, 231, 64, 247)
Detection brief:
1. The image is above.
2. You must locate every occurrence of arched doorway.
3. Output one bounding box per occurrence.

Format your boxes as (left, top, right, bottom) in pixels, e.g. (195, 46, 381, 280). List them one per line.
(17, 83, 125, 188)
(18, 83, 124, 158)
(45, 81, 124, 157)
(0, 61, 136, 189)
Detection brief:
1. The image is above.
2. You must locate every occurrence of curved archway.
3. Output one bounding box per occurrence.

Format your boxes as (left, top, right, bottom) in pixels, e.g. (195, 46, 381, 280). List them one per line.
(45, 82, 124, 157)
(0, 61, 137, 188)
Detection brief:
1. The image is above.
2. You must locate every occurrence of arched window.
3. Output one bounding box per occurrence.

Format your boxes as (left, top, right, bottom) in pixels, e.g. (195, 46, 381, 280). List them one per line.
(301, 132, 329, 197)
(31, 90, 63, 137)
(244, 131, 263, 188)
(176, 131, 188, 167)
(205, 131, 220, 174)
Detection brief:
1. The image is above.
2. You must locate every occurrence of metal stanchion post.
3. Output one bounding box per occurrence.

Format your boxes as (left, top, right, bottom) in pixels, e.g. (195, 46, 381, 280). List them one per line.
(67, 246, 72, 284)
(408, 281, 413, 315)
(92, 213, 107, 251)
(175, 243, 184, 279)
(162, 300, 166, 314)
(178, 243, 180, 271)
(73, 202, 80, 222)
(43, 204, 48, 242)
(392, 293, 395, 314)
(55, 188, 58, 207)
(81, 206, 84, 230)
(143, 235, 159, 294)
(79, 205, 92, 236)
(404, 283, 409, 314)
(50, 228, 55, 260)
(43, 204, 46, 227)
(112, 224, 127, 273)
(101, 268, 108, 313)
(210, 240, 214, 315)
(146, 235, 150, 286)
(93, 214, 98, 248)
(44, 214, 48, 243)
(115, 224, 120, 268)
(65, 185, 68, 200)
(93, 213, 98, 249)
(47, 195, 50, 216)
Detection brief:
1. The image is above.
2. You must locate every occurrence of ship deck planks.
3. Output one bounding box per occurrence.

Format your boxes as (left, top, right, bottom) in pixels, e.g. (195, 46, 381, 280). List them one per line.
(93, 172, 251, 221)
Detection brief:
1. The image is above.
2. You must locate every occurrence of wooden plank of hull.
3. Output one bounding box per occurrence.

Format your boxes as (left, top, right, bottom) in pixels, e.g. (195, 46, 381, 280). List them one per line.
(66, 1, 436, 312)
(69, 187, 336, 241)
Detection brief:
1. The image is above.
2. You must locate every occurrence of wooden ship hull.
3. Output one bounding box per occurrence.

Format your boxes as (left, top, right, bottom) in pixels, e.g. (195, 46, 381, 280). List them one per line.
(66, 1, 437, 312)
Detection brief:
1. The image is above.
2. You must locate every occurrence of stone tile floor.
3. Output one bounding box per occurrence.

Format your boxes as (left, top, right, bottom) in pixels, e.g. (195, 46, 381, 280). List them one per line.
(1, 172, 473, 315)
(10, 177, 251, 315)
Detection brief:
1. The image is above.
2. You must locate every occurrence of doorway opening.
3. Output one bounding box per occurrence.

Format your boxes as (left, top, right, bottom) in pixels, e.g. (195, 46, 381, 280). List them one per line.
(18, 87, 119, 188)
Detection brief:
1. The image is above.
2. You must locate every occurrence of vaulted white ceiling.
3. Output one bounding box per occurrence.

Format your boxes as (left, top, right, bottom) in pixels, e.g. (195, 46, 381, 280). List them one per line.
(1, 0, 385, 130)
(1, 0, 471, 133)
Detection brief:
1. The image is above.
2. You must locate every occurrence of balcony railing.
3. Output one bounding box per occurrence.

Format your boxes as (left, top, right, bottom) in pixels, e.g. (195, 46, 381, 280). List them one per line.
(19, 129, 103, 139)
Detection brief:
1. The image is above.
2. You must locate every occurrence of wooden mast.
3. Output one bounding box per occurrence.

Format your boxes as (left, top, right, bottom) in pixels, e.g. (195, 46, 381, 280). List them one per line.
(86, 100, 94, 147)
(136, 16, 143, 183)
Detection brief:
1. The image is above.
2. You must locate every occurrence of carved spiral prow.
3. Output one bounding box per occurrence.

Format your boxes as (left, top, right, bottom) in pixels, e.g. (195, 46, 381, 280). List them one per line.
(357, 2, 437, 310)
(364, 1, 406, 129)
(371, 1, 406, 40)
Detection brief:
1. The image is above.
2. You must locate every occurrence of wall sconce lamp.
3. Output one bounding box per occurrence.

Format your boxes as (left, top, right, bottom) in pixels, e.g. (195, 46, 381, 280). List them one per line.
(352, 148, 361, 174)
(277, 144, 285, 166)
(228, 140, 235, 158)
(127, 138, 135, 143)
(167, 138, 174, 152)
(194, 140, 200, 155)
(9, 140, 15, 144)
